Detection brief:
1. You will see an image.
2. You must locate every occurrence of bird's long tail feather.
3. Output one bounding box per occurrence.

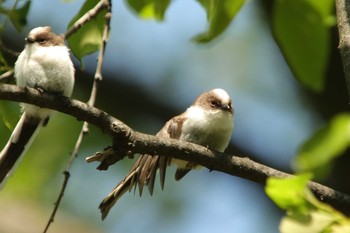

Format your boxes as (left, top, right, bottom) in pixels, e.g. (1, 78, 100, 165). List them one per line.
(0, 113, 42, 187)
(99, 154, 170, 220)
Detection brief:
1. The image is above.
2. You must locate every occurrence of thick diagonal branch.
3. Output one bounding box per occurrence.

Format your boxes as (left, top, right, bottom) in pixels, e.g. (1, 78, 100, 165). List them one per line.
(1, 84, 350, 215)
(336, 0, 350, 101)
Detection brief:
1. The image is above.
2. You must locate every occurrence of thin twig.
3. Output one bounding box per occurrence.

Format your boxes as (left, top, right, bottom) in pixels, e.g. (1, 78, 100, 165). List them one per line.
(42, 171, 70, 233)
(64, 0, 110, 39)
(0, 70, 14, 80)
(43, 1, 112, 232)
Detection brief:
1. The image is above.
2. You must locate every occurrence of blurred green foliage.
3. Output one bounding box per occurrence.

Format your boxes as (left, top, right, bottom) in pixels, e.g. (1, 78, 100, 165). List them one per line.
(294, 114, 350, 175)
(0, 0, 30, 32)
(0, 101, 19, 130)
(67, 0, 107, 64)
(1, 114, 81, 198)
(0, 0, 30, 73)
(266, 174, 350, 233)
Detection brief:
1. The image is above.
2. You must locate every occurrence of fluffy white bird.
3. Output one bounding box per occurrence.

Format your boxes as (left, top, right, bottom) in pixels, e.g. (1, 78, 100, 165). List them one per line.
(100, 88, 234, 219)
(0, 26, 75, 186)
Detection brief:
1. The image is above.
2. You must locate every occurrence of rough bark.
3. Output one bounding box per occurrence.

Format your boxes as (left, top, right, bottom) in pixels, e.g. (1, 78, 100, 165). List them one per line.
(0, 84, 350, 215)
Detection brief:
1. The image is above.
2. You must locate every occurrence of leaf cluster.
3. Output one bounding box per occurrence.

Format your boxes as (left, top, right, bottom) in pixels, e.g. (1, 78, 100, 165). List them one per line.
(266, 174, 350, 233)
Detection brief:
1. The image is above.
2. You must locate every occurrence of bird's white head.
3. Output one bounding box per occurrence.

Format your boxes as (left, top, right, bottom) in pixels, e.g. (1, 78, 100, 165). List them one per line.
(193, 88, 234, 115)
(25, 26, 64, 48)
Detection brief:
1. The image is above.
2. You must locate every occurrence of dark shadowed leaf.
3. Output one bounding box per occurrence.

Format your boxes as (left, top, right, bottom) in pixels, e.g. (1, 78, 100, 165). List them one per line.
(0, 50, 7, 67)
(272, 0, 335, 92)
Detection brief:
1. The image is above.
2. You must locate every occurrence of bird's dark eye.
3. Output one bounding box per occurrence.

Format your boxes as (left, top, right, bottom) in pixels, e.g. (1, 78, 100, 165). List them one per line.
(37, 37, 46, 44)
(210, 99, 220, 108)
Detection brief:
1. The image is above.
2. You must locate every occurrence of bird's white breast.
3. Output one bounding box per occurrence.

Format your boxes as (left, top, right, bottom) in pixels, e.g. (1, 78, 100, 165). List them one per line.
(15, 44, 74, 96)
(14, 43, 74, 118)
(181, 105, 233, 152)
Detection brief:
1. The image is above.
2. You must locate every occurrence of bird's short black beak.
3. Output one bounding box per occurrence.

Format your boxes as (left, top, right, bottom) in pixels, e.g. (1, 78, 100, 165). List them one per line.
(222, 104, 233, 113)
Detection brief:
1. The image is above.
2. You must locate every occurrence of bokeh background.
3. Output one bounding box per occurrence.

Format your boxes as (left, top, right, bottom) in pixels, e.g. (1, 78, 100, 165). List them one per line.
(0, 0, 348, 233)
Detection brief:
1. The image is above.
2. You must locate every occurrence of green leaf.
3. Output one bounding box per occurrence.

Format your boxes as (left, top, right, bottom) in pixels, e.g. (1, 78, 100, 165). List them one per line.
(272, 0, 335, 92)
(0, 6, 9, 15)
(266, 174, 312, 215)
(0, 101, 20, 130)
(126, 0, 171, 20)
(0, 50, 8, 67)
(194, 0, 245, 43)
(7, 1, 31, 32)
(67, 0, 107, 64)
(266, 174, 350, 233)
(294, 113, 350, 172)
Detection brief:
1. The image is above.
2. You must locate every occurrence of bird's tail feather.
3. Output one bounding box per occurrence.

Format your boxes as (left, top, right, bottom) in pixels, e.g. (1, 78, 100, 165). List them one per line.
(99, 167, 140, 220)
(0, 113, 42, 187)
(99, 154, 170, 220)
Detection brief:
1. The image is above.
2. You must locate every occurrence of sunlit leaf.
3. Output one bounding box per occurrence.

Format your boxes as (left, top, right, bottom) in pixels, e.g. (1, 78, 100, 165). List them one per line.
(331, 224, 350, 233)
(272, 0, 335, 92)
(7, 1, 31, 32)
(126, 0, 171, 20)
(266, 174, 350, 233)
(194, 0, 245, 43)
(280, 210, 334, 233)
(266, 174, 312, 215)
(67, 0, 106, 64)
(294, 113, 350, 172)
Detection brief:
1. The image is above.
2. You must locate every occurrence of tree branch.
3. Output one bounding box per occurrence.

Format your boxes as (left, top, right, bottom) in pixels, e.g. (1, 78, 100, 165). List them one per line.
(1, 84, 350, 215)
(335, 0, 350, 102)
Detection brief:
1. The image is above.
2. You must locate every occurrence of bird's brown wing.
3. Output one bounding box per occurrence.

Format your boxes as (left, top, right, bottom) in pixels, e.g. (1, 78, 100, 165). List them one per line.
(155, 116, 183, 190)
(99, 115, 185, 220)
